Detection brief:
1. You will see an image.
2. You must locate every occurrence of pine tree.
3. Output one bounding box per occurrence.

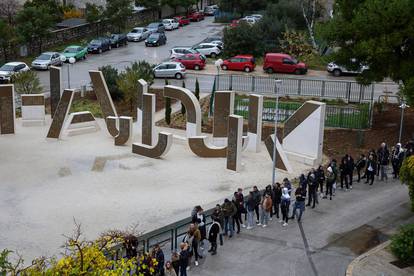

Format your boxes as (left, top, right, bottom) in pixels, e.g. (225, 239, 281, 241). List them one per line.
(165, 79, 171, 125)
(181, 81, 186, 115)
(195, 78, 200, 100)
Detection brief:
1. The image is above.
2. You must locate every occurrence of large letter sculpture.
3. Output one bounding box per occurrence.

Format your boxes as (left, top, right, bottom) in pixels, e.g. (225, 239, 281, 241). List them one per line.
(227, 115, 243, 172)
(132, 92, 172, 158)
(164, 85, 201, 137)
(247, 94, 263, 152)
(264, 134, 293, 173)
(107, 116, 133, 146)
(136, 79, 147, 136)
(64, 111, 100, 136)
(0, 84, 15, 134)
(47, 89, 74, 139)
(212, 91, 234, 146)
(89, 70, 118, 136)
(50, 66, 61, 118)
(21, 94, 46, 126)
(282, 100, 326, 166)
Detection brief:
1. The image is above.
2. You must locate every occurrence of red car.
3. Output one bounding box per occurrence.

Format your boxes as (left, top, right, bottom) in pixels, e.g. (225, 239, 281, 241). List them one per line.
(221, 55, 256, 72)
(173, 53, 206, 70)
(174, 16, 190, 26)
(188, 11, 205, 22)
(230, 20, 239, 28)
(263, 53, 307, 74)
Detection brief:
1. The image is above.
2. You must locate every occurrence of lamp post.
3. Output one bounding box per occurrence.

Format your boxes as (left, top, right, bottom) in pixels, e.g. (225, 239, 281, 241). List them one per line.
(272, 79, 282, 186)
(60, 56, 76, 89)
(399, 102, 410, 143)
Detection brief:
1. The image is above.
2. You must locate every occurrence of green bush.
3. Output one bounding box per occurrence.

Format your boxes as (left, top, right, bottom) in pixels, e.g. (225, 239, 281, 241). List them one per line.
(400, 156, 414, 211)
(390, 224, 414, 263)
(98, 65, 122, 101)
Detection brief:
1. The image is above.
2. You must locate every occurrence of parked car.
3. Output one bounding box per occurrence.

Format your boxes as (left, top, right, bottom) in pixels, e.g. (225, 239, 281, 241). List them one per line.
(327, 61, 369, 77)
(188, 11, 204, 22)
(204, 5, 219, 16)
(169, 47, 200, 59)
(153, 62, 186, 79)
(145, 32, 167, 47)
(31, 52, 63, 70)
(0, 62, 30, 83)
(221, 55, 255, 72)
(263, 53, 307, 74)
(174, 16, 190, 26)
(209, 40, 224, 50)
(62, 45, 87, 60)
(248, 14, 263, 21)
(239, 17, 258, 25)
(192, 43, 221, 57)
(162, 19, 179, 30)
(230, 19, 239, 28)
(87, 38, 111, 53)
(204, 36, 223, 43)
(127, 27, 151, 42)
(147, 22, 165, 33)
(110, 33, 128, 47)
(173, 53, 206, 70)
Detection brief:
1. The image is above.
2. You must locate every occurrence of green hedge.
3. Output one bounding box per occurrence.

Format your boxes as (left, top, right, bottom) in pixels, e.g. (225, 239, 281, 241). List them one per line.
(390, 224, 414, 263)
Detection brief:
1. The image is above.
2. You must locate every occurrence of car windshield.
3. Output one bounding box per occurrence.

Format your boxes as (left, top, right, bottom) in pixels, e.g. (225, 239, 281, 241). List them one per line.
(0, 64, 14, 71)
(132, 29, 142, 33)
(90, 40, 101, 45)
(37, 54, 51, 60)
(291, 58, 298, 64)
(149, 33, 159, 39)
(64, 47, 79, 53)
(162, 20, 170, 24)
(148, 23, 159, 28)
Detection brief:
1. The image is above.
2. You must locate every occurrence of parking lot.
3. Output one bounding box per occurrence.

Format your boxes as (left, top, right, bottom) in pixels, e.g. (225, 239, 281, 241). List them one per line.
(35, 16, 224, 92)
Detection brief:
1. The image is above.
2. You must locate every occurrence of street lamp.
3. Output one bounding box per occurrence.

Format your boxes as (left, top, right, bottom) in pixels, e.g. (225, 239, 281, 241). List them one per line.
(399, 101, 410, 143)
(272, 79, 282, 186)
(60, 56, 76, 89)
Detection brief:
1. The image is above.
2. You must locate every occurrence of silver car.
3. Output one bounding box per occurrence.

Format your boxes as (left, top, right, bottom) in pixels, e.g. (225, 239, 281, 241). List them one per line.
(127, 27, 151, 42)
(153, 62, 186, 79)
(327, 61, 369, 77)
(31, 52, 62, 70)
(0, 62, 30, 83)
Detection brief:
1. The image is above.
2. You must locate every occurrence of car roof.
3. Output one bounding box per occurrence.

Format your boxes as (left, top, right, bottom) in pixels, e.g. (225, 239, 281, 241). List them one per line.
(232, 55, 254, 58)
(41, 52, 58, 55)
(66, 45, 82, 48)
(266, 53, 291, 58)
(159, 62, 181, 65)
(198, 43, 217, 46)
(133, 27, 144, 29)
(4, 62, 26, 66)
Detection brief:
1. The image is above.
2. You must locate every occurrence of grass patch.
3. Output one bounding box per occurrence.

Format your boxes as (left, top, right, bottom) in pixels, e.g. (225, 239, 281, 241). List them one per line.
(70, 98, 103, 118)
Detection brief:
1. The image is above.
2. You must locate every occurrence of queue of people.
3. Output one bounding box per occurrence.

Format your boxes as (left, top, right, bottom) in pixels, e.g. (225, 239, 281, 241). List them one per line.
(142, 140, 414, 276)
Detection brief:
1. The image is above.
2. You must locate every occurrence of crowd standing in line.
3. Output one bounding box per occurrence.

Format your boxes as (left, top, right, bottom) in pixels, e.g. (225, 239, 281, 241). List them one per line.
(144, 141, 414, 276)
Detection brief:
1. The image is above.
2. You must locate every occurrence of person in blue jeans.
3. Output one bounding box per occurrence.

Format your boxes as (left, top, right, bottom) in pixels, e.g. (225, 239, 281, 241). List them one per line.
(179, 242, 189, 276)
(290, 186, 306, 222)
(221, 198, 236, 238)
(246, 192, 256, 229)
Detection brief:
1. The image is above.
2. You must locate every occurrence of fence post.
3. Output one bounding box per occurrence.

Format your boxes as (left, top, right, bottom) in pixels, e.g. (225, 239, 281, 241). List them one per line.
(339, 107, 344, 128)
(346, 82, 351, 102)
(359, 85, 363, 103)
(174, 228, 178, 250)
(298, 79, 302, 95)
(371, 84, 375, 102)
(321, 80, 326, 98)
(170, 229, 174, 251)
(252, 76, 255, 92)
(229, 75, 233, 90)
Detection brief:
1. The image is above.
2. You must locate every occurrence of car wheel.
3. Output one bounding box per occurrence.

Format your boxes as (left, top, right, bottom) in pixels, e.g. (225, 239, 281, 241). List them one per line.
(175, 73, 183, 79)
(266, 67, 273, 74)
(294, 69, 302, 75)
(98, 48, 102, 54)
(210, 52, 217, 58)
(333, 69, 342, 77)
(244, 67, 251, 73)
(83, 54, 87, 60)
(108, 45, 112, 50)
(116, 43, 119, 48)
(194, 65, 200, 70)
(222, 65, 228, 70)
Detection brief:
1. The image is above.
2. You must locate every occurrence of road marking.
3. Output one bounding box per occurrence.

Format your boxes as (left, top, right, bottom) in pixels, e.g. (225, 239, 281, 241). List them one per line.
(298, 221, 319, 276)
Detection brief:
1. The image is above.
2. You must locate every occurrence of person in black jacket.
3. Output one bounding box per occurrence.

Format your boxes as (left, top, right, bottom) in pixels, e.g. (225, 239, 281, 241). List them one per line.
(290, 186, 306, 222)
(316, 165, 325, 196)
(153, 244, 165, 276)
(179, 243, 189, 276)
(208, 217, 221, 255)
(346, 154, 355, 189)
(377, 142, 390, 181)
(340, 156, 349, 190)
(355, 154, 367, 182)
(252, 186, 261, 224)
(272, 182, 282, 220)
(191, 206, 206, 247)
(306, 170, 318, 208)
(231, 194, 241, 234)
(365, 154, 377, 185)
(391, 143, 404, 178)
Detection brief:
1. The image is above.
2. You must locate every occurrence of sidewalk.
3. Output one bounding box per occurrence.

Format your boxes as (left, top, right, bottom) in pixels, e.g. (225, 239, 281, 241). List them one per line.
(180, 178, 413, 276)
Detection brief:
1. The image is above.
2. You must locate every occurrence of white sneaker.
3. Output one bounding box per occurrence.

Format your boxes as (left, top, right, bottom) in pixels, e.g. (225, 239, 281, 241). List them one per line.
(282, 222, 288, 227)
(195, 261, 199, 266)
(241, 224, 246, 228)
(246, 226, 253, 230)
(262, 224, 267, 228)
(278, 219, 283, 223)
(186, 266, 190, 271)
(269, 218, 273, 221)
(257, 223, 262, 226)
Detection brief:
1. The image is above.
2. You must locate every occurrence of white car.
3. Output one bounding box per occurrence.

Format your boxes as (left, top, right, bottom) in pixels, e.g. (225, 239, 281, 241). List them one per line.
(240, 17, 258, 25)
(127, 27, 151, 42)
(169, 47, 200, 59)
(249, 14, 263, 20)
(327, 61, 369, 77)
(0, 62, 30, 83)
(153, 62, 186, 79)
(192, 43, 221, 58)
(209, 40, 224, 50)
(162, 19, 179, 31)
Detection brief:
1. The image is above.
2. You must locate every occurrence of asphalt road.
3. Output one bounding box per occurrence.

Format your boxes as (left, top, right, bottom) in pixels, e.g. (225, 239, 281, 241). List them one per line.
(34, 16, 399, 102)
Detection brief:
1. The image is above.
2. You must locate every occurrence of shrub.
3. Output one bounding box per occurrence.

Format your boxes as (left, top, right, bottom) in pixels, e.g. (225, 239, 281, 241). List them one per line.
(11, 70, 42, 94)
(98, 65, 122, 100)
(390, 224, 414, 263)
(165, 79, 171, 125)
(181, 81, 186, 115)
(194, 78, 200, 100)
(400, 155, 414, 211)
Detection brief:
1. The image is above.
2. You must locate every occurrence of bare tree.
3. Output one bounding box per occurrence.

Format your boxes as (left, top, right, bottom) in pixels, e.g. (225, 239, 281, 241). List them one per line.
(300, 0, 318, 50)
(0, 0, 20, 24)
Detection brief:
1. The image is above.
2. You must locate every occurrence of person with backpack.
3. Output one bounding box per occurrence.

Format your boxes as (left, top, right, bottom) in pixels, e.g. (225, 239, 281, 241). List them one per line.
(252, 186, 261, 224)
(210, 204, 224, 245)
(221, 198, 237, 238)
(259, 194, 272, 227)
(272, 182, 282, 220)
(191, 206, 206, 249)
(235, 188, 246, 227)
(207, 216, 221, 255)
(280, 187, 291, 227)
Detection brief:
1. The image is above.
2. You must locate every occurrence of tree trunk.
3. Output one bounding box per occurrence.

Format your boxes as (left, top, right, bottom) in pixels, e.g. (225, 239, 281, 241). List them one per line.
(301, 0, 318, 50)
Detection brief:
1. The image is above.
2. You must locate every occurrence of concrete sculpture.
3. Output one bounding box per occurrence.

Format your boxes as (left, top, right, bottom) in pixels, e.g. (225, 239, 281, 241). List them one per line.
(227, 115, 243, 172)
(0, 84, 15, 134)
(136, 79, 147, 135)
(46, 89, 74, 139)
(64, 111, 100, 136)
(106, 116, 133, 146)
(21, 94, 46, 126)
(132, 132, 173, 158)
(282, 100, 326, 166)
(142, 93, 156, 146)
(189, 136, 227, 157)
(247, 94, 263, 152)
(264, 134, 293, 173)
(164, 85, 201, 137)
(212, 91, 235, 146)
(49, 66, 61, 118)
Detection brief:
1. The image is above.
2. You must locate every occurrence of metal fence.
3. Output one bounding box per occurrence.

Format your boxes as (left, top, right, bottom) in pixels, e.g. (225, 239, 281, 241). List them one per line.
(215, 74, 375, 103)
(234, 97, 372, 129)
